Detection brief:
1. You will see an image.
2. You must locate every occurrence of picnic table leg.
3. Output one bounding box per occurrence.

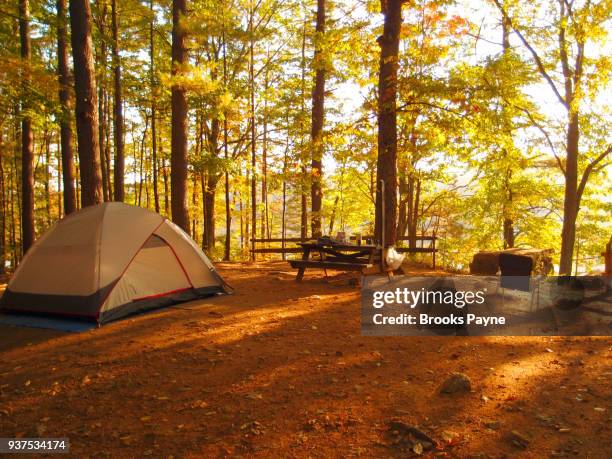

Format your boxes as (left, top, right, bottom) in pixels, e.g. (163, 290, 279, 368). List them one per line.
(320, 249, 328, 278)
(296, 247, 310, 282)
(367, 246, 380, 273)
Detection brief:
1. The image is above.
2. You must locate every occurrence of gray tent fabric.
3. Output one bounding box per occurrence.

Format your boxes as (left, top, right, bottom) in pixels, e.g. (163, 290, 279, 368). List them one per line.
(0, 203, 229, 324)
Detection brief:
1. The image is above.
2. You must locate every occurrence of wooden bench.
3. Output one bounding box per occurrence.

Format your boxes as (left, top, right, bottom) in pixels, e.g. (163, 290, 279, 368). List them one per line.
(349, 234, 438, 268)
(250, 237, 307, 258)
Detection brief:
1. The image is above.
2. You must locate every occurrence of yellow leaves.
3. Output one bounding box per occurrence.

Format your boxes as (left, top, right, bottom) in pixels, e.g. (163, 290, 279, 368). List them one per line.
(219, 91, 234, 108)
(161, 66, 220, 95)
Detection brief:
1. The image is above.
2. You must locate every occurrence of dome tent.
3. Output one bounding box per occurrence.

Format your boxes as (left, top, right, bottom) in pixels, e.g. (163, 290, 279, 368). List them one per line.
(0, 203, 230, 324)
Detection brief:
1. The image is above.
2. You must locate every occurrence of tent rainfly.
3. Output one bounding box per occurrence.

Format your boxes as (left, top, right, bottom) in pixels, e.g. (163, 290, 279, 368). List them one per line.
(0, 203, 230, 324)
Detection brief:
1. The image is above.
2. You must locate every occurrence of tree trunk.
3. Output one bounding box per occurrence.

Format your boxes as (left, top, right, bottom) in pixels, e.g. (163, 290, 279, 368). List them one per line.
(56, 137, 62, 216)
(150, 0, 159, 213)
(574, 240, 580, 276)
(199, 108, 220, 248)
(222, 21, 231, 260)
(97, 2, 109, 202)
(192, 172, 198, 241)
(224, 163, 230, 259)
(171, 0, 190, 232)
(44, 132, 52, 225)
(95, 1, 109, 202)
(57, 0, 76, 215)
(151, 104, 159, 212)
(137, 117, 148, 206)
(374, 0, 402, 247)
(559, 112, 579, 275)
(503, 164, 515, 249)
(202, 174, 218, 252)
(111, 0, 124, 202)
(162, 156, 169, 215)
(281, 118, 289, 259)
(282, 181, 287, 259)
(145, 158, 151, 208)
(249, 6, 256, 260)
(104, 89, 112, 197)
(0, 132, 6, 274)
(75, 164, 80, 208)
(69, 0, 104, 207)
(408, 178, 420, 248)
(239, 190, 244, 250)
(310, 0, 326, 238)
(300, 19, 308, 240)
(501, 16, 514, 249)
(397, 176, 408, 238)
(261, 57, 269, 240)
(244, 167, 249, 250)
(503, 217, 515, 248)
(501, 7, 510, 50)
(9, 125, 19, 267)
(19, 0, 35, 253)
(300, 179, 308, 239)
(328, 195, 339, 235)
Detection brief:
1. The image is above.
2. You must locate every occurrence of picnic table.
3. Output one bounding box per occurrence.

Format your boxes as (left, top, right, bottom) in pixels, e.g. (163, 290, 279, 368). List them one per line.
(288, 240, 379, 281)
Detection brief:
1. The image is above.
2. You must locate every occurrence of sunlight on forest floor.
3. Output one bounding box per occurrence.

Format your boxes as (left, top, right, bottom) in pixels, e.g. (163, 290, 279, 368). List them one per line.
(0, 262, 610, 458)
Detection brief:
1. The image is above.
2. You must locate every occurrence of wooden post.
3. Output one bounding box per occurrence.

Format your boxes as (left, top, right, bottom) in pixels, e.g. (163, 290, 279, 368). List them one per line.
(296, 246, 311, 282)
(605, 237, 611, 292)
(432, 232, 436, 270)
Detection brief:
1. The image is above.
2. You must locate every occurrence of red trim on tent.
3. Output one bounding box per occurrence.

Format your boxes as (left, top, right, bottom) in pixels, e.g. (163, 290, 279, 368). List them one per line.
(132, 287, 192, 302)
(95, 220, 166, 321)
(161, 235, 195, 288)
(95, 221, 196, 322)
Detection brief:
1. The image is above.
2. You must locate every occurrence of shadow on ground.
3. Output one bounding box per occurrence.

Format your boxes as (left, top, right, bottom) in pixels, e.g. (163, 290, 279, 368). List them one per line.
(0, 262, 610, 458)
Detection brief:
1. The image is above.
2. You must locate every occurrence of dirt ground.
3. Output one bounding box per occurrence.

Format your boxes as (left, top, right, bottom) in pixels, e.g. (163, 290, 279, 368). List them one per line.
(0, 262, 610, 458)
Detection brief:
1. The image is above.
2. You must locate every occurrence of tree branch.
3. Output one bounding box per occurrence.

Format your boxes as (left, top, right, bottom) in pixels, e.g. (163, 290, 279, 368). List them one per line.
(492, 0, 568, 108)
(577, 145, 611, 201)
(397, 101, 478, 125)
(421, 183, 470, 215)
(573, 41, 585, 90)
(558, 0, 573, 100)
(501, 96, 566, 176)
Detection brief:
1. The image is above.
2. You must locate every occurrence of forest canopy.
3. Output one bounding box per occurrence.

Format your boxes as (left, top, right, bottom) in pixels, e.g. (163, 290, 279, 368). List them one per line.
(0, 0, 610, 274)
